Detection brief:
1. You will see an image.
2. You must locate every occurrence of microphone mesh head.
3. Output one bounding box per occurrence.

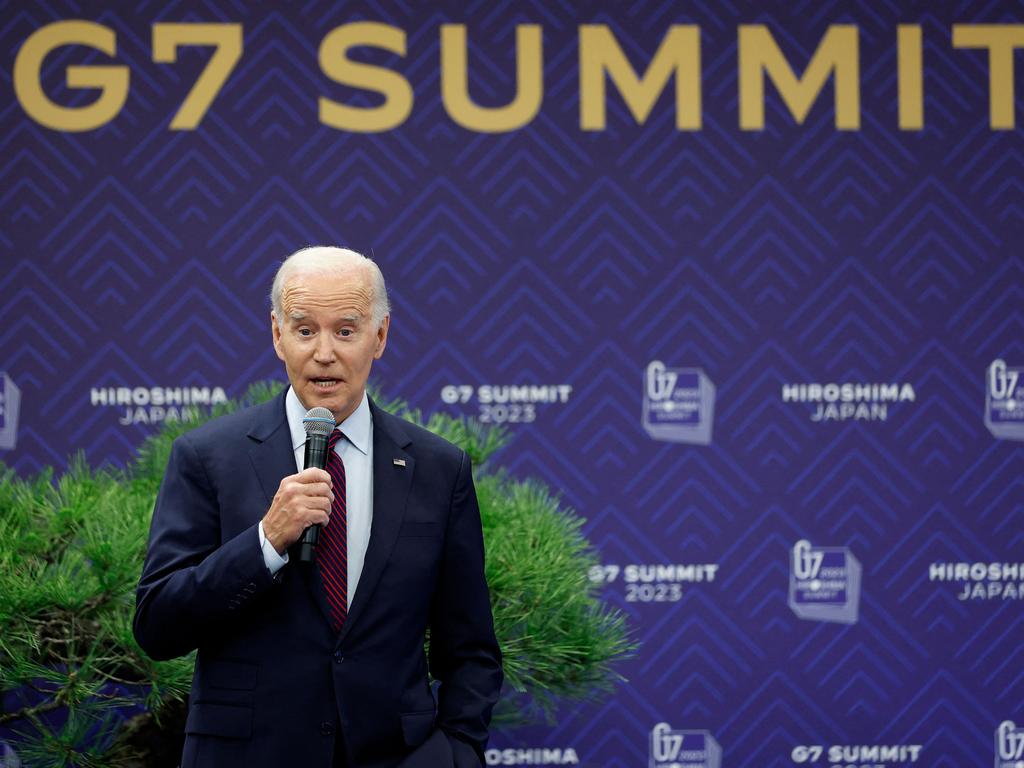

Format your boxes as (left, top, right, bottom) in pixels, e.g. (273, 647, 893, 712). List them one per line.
(302, 407, 336, 436)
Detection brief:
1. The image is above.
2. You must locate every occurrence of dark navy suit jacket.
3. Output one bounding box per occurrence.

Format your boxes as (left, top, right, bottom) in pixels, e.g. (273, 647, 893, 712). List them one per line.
(133, 391, 502, 767)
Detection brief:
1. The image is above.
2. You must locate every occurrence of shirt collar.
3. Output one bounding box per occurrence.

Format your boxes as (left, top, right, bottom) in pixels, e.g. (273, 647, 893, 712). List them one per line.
(285, 386, 372, 456)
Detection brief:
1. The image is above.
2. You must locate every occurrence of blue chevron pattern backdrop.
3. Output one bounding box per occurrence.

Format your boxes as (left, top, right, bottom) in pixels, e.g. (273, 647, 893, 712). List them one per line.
(3, 1, 1024, 766)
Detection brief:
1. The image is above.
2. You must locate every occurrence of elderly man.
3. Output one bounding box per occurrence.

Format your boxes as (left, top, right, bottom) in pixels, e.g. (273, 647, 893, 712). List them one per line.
(134, 246, 503, 768)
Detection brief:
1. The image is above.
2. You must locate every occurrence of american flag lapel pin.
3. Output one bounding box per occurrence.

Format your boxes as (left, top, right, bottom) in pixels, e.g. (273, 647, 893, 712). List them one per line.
(393, 458, 406, 467)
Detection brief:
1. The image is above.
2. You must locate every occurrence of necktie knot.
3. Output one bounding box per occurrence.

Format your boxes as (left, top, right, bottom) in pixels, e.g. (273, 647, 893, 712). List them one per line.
(328, 428, 344, 450)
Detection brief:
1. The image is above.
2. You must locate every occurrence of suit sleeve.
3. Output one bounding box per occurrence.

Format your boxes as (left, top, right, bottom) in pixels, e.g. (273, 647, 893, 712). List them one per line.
(429, 451, 504, 766)
(133, 433, 278, 660)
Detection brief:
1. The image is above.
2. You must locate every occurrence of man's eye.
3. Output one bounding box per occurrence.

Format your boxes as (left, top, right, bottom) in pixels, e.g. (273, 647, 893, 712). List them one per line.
(338, 329, 353, 337)
(298, 328, 312, 337)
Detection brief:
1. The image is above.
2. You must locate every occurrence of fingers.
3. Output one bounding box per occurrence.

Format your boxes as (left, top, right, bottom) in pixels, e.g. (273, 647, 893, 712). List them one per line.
(295, 467, 332, 485)
(291, 472, 334, 502)
(263, 469, 339, 552)
(305, 482, 334, 504)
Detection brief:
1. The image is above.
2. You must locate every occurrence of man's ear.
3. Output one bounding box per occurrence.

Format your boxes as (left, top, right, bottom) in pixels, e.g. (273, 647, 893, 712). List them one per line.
(271, 312, 285, 361)
(374, 315, 390, 360)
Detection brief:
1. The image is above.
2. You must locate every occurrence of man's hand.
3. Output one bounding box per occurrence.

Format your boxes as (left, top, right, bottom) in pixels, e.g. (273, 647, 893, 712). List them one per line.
(262, 468, 334, 554)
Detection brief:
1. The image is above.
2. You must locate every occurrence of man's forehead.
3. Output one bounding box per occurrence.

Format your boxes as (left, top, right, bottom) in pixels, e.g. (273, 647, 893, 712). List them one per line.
(281, 270, 372, 306)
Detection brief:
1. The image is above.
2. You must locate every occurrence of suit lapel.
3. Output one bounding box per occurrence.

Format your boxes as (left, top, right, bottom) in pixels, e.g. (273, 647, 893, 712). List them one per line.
(338, 403, 414, 646)
(246, 389, 336, 629)
(246, 390, 295, 508)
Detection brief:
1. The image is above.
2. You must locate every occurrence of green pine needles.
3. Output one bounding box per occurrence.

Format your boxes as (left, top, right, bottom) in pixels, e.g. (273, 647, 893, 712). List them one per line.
(0, 382, 635, 766)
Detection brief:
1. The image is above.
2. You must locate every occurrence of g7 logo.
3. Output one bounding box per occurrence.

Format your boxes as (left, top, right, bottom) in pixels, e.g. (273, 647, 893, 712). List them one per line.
(989, 359, 1019, 401)
(998, 721, 1024, 761)
(793, 540, 824, 580)
(646, 361, 677, 401)
(14, 22, 242, 131)
(650, 723, 682, 763)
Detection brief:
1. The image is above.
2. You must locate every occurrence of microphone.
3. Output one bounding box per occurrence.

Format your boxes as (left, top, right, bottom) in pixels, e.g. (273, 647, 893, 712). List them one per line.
(298, 406, 336, 562)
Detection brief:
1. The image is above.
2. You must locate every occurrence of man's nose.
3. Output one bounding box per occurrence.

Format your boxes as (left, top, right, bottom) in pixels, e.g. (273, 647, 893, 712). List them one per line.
(313, 334, 336, 362)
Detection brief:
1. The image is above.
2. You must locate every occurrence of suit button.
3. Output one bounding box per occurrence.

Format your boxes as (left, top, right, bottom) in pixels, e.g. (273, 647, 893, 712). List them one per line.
(320, 721, 334, 736)
(333, 652, 344, 664)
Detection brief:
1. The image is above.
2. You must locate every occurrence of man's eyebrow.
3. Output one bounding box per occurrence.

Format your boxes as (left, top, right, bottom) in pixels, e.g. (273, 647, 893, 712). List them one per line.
(287, 310, 307, 322)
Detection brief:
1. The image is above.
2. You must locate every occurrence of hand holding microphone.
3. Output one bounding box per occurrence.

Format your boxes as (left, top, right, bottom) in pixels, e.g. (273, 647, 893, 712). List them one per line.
(296, 407, 336, 561)
(261, 407, 337, 560)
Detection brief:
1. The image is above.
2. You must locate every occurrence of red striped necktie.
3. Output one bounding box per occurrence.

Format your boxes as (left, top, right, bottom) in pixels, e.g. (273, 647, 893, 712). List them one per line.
(318, 428, 348, 632)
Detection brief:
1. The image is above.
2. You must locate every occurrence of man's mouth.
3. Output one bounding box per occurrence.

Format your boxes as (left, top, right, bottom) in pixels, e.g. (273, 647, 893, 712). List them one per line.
(311, 378, 341, 389)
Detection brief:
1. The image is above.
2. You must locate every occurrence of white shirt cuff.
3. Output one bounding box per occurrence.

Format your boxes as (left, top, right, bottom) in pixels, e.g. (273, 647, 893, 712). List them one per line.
(258, 520, 289, 574)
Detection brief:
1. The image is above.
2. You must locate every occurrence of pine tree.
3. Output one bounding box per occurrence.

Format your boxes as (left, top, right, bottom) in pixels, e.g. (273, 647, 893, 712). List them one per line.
(0, 382, 635, 766)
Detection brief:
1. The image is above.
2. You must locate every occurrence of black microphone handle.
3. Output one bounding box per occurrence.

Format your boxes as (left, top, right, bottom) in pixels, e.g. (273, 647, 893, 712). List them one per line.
(298, 433, 331, 562)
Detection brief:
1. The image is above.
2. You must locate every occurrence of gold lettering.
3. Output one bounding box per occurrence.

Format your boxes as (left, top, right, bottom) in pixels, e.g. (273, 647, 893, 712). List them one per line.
(441, 24, 542, 132)
(739, 25, 859, 130)
(152, 23, 243, 130)
(898, 25, 923, 130)
(319, 22, 412, 132)
(13, 21, 129, 132)
(953, 24, 1024, 130)
(579, 24, 701, 131)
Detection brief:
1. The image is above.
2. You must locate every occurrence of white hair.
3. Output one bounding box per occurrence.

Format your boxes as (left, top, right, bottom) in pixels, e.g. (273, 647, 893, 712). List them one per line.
(270, 246, 390, 328)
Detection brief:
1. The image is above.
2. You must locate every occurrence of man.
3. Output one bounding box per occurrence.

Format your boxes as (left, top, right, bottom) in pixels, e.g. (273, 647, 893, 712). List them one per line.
(134, 246, 503, 768)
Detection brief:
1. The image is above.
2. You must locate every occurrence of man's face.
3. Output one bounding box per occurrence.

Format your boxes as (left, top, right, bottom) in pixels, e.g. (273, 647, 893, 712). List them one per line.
(271, 266, 389, 423)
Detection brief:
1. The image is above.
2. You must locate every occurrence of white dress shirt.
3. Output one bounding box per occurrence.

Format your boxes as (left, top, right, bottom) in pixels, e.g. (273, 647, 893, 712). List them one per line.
(258, 387, 374, 604)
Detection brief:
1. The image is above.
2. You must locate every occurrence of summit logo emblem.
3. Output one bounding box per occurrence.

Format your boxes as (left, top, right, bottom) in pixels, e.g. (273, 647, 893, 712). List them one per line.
(0, 372, 21, 450)
(649, 723, 721, 768)
(642, 361, 714, 445)
(985, 360, 1024, 441)
(789, 539, 861, 624)
(996, 721, 1024, 768)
